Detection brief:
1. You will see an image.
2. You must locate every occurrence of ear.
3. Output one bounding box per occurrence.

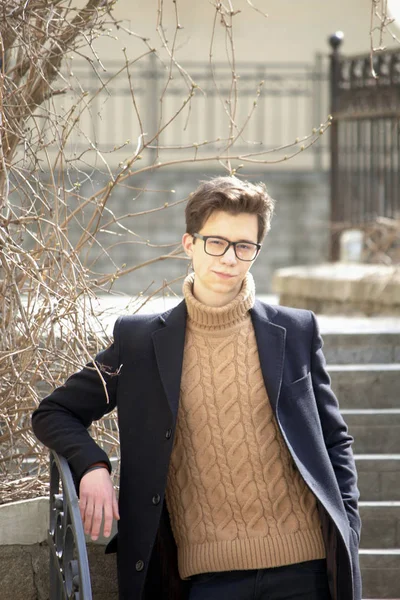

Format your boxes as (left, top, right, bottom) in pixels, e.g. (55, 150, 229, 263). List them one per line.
(182, 233, 194, 257)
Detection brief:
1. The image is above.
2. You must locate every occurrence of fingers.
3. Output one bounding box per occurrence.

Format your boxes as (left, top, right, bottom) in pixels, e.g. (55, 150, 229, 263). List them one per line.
(112, 492, 120, 522)
(79, 468, 118, 540)
(81, 497, 108, 540)
(103, 499, 114, 538)
(89, 504, 104, 541)
(83, 499, 95, 537)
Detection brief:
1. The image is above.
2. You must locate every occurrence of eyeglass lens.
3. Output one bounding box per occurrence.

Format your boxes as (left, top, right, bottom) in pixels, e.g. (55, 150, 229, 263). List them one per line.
(205, 237, 257, 260)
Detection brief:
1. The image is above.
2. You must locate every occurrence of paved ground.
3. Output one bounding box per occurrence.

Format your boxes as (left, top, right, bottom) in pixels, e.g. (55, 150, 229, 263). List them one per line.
(91, 293, 400, 335)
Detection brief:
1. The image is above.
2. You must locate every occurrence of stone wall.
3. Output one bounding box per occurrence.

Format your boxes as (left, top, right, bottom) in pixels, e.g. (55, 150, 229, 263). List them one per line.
(0, 498, 117, 600)
(0, 544, 118, 600)
(273, 263, 400, 315)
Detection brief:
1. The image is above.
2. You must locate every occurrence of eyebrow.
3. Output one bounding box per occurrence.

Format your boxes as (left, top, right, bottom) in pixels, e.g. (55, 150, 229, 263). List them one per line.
(206, 235, 258, 244)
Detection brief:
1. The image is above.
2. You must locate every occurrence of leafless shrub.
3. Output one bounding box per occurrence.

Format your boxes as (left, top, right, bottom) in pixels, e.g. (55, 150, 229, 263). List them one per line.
(370, 0, 400, 75)
(362, 217, 400, 264)
(331, 218, 400, 265)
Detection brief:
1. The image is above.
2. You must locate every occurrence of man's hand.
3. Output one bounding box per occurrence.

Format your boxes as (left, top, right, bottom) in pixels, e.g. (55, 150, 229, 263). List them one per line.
(79, 466, 120, 541)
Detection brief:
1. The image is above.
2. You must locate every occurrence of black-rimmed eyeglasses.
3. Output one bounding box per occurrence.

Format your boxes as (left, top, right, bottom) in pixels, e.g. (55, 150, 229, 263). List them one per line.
(193, 233, 261, 262)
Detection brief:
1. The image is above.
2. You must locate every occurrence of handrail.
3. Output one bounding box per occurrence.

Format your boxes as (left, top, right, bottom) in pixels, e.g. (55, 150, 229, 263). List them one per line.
(49, 451, 93, 599)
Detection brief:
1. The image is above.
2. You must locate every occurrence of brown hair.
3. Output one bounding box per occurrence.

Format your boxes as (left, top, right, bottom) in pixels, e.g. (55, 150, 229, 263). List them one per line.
(185, 176, 275, 243)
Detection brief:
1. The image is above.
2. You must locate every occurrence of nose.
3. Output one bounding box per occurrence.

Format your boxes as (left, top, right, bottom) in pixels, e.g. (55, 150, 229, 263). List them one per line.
(220, 244, 237, 265)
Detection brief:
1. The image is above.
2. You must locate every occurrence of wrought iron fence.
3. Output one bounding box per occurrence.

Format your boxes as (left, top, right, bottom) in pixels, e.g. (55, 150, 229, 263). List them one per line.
(49, 451, 92, 600)
(55, 55, 329, 169)
(329, 34, 400, 259)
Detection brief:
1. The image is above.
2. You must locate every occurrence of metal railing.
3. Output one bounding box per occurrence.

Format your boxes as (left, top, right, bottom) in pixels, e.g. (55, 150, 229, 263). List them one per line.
(329, 33, 400, 259)
(52, 55, 329, 170)
(49, 451, 92, 600)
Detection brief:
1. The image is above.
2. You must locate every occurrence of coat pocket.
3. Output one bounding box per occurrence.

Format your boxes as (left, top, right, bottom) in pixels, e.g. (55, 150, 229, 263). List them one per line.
(282, 372, 313, 399)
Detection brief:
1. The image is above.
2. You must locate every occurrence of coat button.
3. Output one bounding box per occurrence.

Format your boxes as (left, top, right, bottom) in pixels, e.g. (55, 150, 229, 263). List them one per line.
(165, 428, 172, 439)
(152, 494, 161, 505)
(136, 560, 144, 572)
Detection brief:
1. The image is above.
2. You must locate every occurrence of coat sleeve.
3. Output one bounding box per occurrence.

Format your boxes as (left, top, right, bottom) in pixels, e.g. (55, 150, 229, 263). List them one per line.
(310, 311, 361, 540)
(31, 317, 122, 482)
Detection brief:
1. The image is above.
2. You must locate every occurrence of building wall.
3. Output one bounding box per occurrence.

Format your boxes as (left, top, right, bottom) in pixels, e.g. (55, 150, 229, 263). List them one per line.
(94, 0, 392, 65)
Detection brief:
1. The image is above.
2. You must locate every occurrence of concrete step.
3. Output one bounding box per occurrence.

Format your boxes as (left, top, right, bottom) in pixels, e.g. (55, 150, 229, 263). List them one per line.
(356, 455, 400, 502)
(322, 332, 400, 365)
(360, 550, 400, 599)
(328, 364, 400, 409)
(359, 502, 400, 549)
(342, 410, 400, 454)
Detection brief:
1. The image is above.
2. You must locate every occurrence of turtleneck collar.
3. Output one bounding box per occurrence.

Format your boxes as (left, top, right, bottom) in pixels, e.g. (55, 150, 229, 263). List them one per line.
(182, 272, 256, 330)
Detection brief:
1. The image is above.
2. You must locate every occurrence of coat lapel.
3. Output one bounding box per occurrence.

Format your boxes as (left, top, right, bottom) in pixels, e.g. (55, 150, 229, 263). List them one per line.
(250, 300, 286, 414)
(152, 300, 187, 422)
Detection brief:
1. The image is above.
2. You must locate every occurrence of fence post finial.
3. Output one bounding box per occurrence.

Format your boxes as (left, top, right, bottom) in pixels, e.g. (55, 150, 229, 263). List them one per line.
(328, 31, 344, 51)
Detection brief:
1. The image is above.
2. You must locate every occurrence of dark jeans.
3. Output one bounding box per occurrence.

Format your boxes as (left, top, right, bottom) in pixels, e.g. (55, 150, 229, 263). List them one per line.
(188, 559, 330, 600)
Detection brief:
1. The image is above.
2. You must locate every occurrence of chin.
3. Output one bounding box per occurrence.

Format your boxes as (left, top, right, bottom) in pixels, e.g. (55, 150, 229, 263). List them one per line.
(214, 281, 240, 294)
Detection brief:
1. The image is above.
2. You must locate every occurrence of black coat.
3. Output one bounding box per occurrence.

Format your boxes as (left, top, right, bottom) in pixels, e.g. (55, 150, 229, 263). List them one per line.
(32, 299, 361, 600)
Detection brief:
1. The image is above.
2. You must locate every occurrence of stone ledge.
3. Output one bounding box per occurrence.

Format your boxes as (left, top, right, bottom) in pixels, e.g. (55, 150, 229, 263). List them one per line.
(0, 498, 118, 599)
(0, 497, 48, 545)
(272, 263, 400, 315)
(0, 497, 117, 546)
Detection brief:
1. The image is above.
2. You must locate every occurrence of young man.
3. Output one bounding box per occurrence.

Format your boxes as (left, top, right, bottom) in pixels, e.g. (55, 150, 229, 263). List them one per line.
(32, 176, 361, 600)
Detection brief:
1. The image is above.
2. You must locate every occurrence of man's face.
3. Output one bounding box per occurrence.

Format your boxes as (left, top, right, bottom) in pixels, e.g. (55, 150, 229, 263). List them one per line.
(182, 210, 259, 307)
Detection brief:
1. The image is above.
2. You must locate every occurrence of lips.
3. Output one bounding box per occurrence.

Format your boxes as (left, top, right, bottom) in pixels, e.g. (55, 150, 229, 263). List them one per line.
(213, 271, 236, 279)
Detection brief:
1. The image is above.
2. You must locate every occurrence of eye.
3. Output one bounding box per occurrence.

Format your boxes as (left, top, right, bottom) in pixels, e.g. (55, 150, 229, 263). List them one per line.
(208, 238, 225, 247)
(237, 243, 252, 251)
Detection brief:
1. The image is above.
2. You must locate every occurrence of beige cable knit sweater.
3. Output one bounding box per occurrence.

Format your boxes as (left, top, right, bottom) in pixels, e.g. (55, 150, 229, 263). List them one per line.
(165, 273, 325, 580)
